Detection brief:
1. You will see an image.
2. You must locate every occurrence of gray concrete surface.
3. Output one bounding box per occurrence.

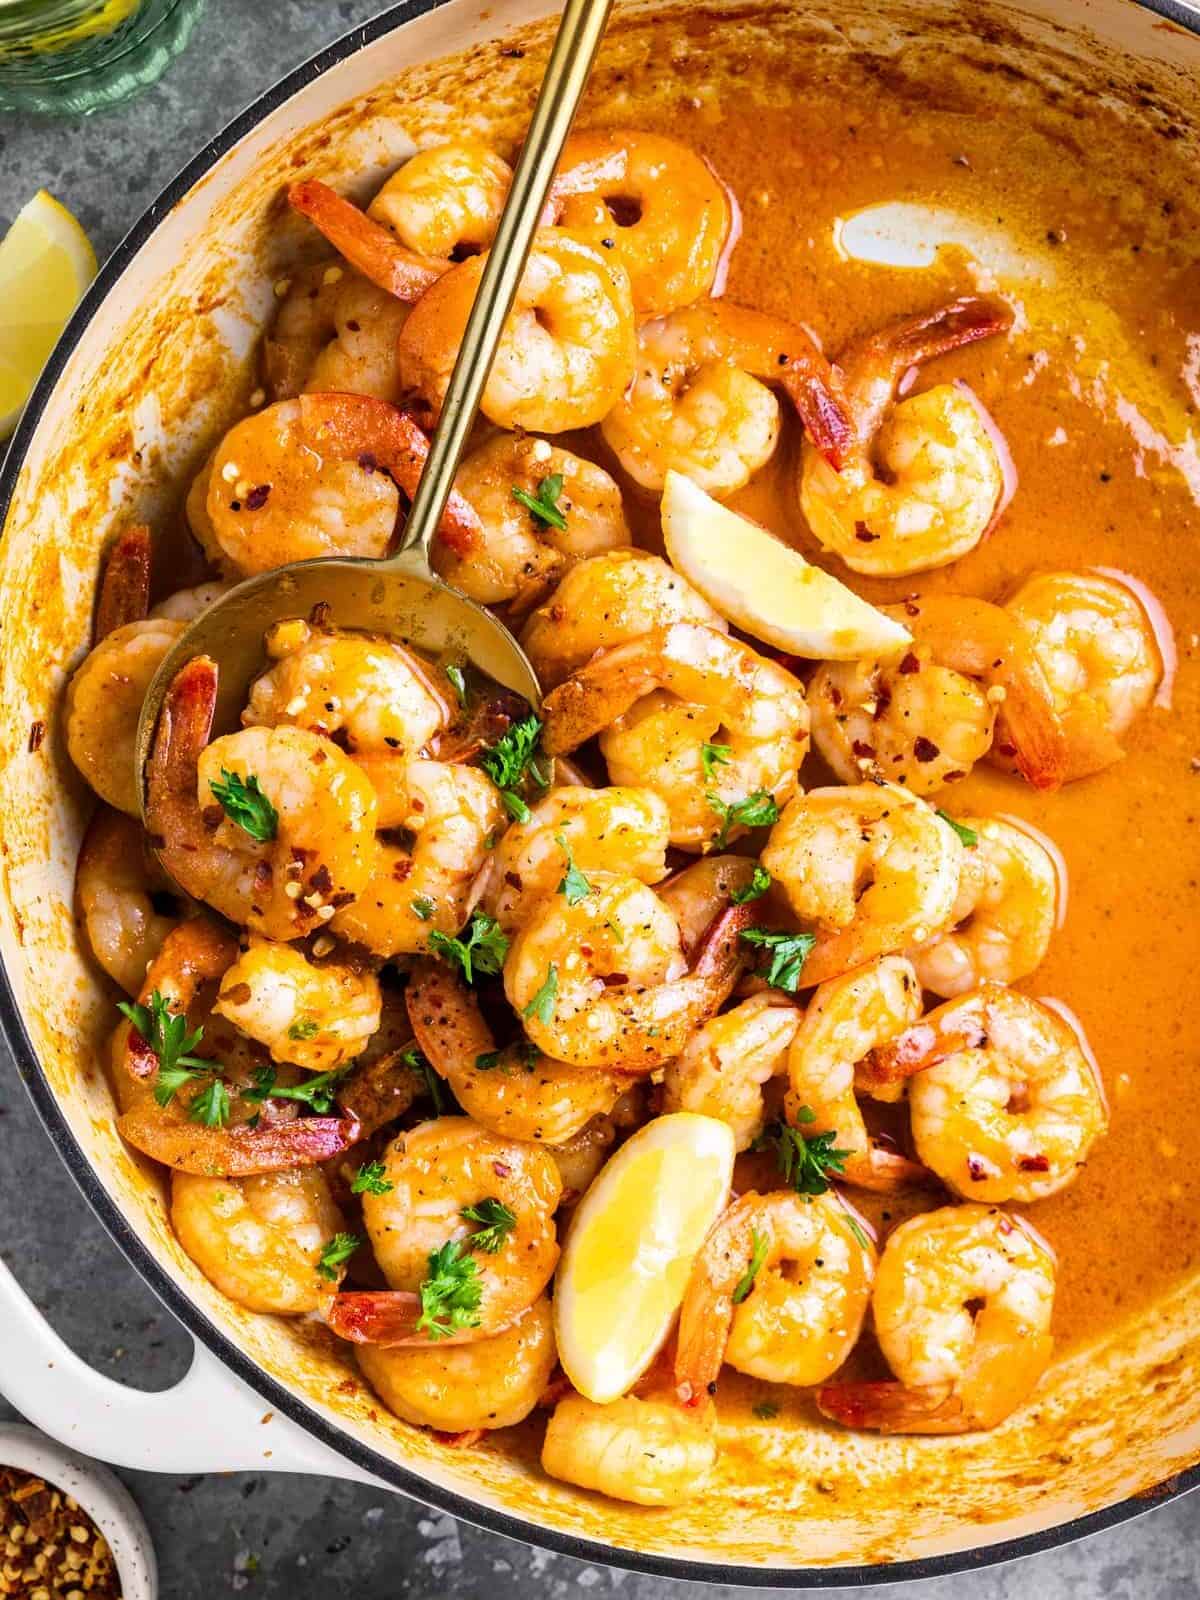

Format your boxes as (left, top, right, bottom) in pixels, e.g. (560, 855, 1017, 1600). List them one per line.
(2, 3, 1199, 1595)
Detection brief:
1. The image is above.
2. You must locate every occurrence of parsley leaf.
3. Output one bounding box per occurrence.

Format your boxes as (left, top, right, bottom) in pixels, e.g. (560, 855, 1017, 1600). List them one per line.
(411, 895, 435, 922)
(317, 1232, 362, 1281)
(936, 809, 979, 849)
(416, 1239, 483, 1339)
(732, 1228, 769, 1304)
(511, 472, 567, 531)
(444, 662, 469, 708)
(244, 1064, 347, 1114)
(700, 741, 732, 780)
(755, 1114, 850, 1197)
(730, 865, 772, 906)
(189, 1077, 231, 1129)
(706, 789, 780, 850)
(461, 1198, 517, 1254)
(555, 833, 590, 905)
(288, 1018, 319, 1041)
(752, 1400, 780, 1420)
(208, 769, 278, 842)
(739, 927, 816, 993)
(118, 990, 213, 1107)
(428, 911, 509, 984)
(477, 715, 549, 820)
(401, 1045, 447, 1115)
(501, 790, 532, 823)
(845, 1214, 872, 1252)
(523, 964, 558, 1025)
(351, 1161, 393, 1196)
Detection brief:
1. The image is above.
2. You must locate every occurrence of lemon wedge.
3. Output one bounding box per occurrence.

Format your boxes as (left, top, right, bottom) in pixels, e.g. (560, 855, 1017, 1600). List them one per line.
(554, 1112, 734, 1404)
(661, 469, 912, 660)
(0, 191, 97, 442)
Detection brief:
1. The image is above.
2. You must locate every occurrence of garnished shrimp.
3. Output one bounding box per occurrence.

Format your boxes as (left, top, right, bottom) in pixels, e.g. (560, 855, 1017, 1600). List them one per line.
(521, 549, 725, 689)
(542, 1387, 716, 1508)
(203, 392, 481, 577)
(817, 1204, 1055, 1433)
(406, 961, 629, 1145)
(147, 658, 378, 943)
(761, 783, 964, 988)
(262, 262, 410, 402)
(861, 984, 1107, 1203)
(75, 807, 179, 995)
(799, 297, 1013, 575)
(786, 956, 926, 1190)
(600, 299, 852, 497)
(481, 784, 670, 932)
(910, 817, 1058, 996)
(661, 994, 800, 1150)
(549, 130, 732, 316)
(171, 1168, 347, 1312)
(213, 937, 382, 1073)
(997, 571, 1163, 781)
(438, 433, 631, 608)
(357, 1297, 555, 1435)
(675, 1191, 875, 1396)
(396, 231, 636, 433)
(331, 760, 504, 957)
(327, 1117, 562, 1345)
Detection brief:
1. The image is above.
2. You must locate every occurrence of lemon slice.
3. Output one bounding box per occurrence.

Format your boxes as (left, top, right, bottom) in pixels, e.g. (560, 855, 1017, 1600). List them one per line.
(554, 1112, 734, 1404)
(661, 469, 912, 660)
(0, 191, 97, 442)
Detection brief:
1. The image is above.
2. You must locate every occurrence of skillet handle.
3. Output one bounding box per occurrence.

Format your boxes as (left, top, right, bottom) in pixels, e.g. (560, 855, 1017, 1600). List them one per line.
(0, 1255, 383, 1483)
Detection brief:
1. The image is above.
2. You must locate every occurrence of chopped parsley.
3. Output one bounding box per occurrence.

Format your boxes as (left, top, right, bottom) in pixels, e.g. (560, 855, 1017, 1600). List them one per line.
(317, 1232, 361, 1282)
(844, 1214, 872, 1252)
(474, 1039, 539, 1075)
(706, 789, 780, 850)
(511, 472, 567, 531)
(936, 809, 979, 849)
(208, 769, 278, 842)
(461, 1198, 517, 1254)
(401, 1045, 446, 1115)
(755, 1111, 850, 1197)
(700, 741, 732, 780)
(523, 964, 558, 1025)
(555, 833, 591, 905)
(739, 927, 816, 993)
(752, 1400, 780, 1421)
(416, 1239, 483, 1339)
(732, 1228, 769, 1304)
(730, 865, 772, 906)
(189, 1076, 231, 1129)
(411, 895, 435, 922)
(117, 990, 213, 1107)
(444, 662, 469, 709)
(428, 911, 509, 984)
(477, 714, 550, 818)
(244, 1064, 347, 1114)
(501, 790, 532, 823)
(351, 1160, 393, 1196)
(287, 1018, 319, 1041)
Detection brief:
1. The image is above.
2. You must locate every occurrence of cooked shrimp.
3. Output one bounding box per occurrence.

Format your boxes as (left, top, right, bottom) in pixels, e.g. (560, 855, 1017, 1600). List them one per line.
(64, 618, 184, 816)
(503, 875, 749, 1070)
(655, 854, 761, 952)
(786, 956, 926, 1189)
(406, 960, 629, 1144)
(817, 1204, 1055, 1433)
(437, 432, 631, 608)
(93, 523, 151, 643)
(675, 1191, 875, 1396)
(601, 298, 852, 497)
(369, 141, 512, 259)
(262, 262, 410, 402)
(203, 392, 481, 577)
(481, 784, 670, 932)
(147, 657, 378, 943)
(521, 548, 725, 689)
(761, 783, 964, 987)
(150, 581, 234, 624)
(998, 571, 1163, 782)
(327, 1117, 562, 1344)
(542, 1388, 716, 1508)
(331, 760, 504, 957)
(799, 297, 1012, 575)
(75, 807, 179, 996)
(171, 1167, 347, 1312)
(213, 937, 382, 1072)
(357, 1296, 555, 1434)
(546, 1111, 625, 1200)
(549, 130, 731, 316)
(286, 179, 449, 302)
(862, 984, 1107, 1203)
(661, 994, 800, 1150)
(911, 817, 1058, 996)
(396, 231, 636, 433)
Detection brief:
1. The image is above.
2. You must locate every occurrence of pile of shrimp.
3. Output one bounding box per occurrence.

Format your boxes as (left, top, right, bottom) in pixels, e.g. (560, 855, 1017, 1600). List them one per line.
(60, 127, 1164, 1510)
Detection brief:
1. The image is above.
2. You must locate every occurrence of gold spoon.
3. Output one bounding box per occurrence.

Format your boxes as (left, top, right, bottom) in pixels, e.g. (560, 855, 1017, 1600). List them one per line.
(136, 0, 615, 797)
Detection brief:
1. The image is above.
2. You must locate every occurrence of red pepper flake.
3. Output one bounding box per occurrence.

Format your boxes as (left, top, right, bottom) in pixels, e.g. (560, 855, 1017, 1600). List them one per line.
(898, 652, 920, 675)
(492, 1161, 511, 1178)
(357, 451, 379, 473)
(309, 601, 332, 628)
(913, 735, 941, 762)
(851, 739, 876, 759)
(967, 1154, 989, 1181)
(994, 741, 1017, 758)
(245, 483, 271, 510)
(854, 521, 880, 542)
(310, 864, 333, 895)
(601, 972, 629, 987)
(1017, 1153, 1051, 1172)
(27, 719, 46, 752)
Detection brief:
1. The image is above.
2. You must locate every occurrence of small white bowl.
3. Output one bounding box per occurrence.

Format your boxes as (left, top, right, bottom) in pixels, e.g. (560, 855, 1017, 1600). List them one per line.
(0, 1423, 156, 1600)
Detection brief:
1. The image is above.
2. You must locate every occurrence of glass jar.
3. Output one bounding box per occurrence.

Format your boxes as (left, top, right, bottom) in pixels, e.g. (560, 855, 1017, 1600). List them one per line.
(0, 0, 205, 115)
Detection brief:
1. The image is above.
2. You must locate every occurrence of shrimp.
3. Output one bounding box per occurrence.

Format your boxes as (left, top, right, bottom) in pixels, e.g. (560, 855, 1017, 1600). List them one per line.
(480, 784, 670, 932)
(761, 783, 964, 988)
(600, 298, 852, 497)
(327, 1117, 562, 1344)
(330, 760, 504, 957)
(150, 581, 234, 624)
(396, 231, 636, 433)
(655, 854, 761, 953)
(541, 1388, 716, 1508)
(861, 984, 1107, 1203)
(786, 956, 927, 1189)
(545, 1111, 625, 1201)
(997, 571, 1163, 782)
(357, 1296, 555, 1434)
(548, 130, 732, 316)
(114, 919, 360, 1174)
(817, 1204, 1056, 1433)
(542, 623, 810, 850)
(286, 180, 448, 302)
(675, 1191, 876, 1396)
(75, 807, 179, 996)
(661, 994, 800, 1150)
(147, 657, 378, 943)
(799, 297, 1013, 575)
(171, 1167, 347, 1313)
(910, 817, 1058, 996)
(437, 432, 631, 609)
(203, 392, 481, 577)
(262, 262, 411, 403)
(503, 875, 750, 1070)
(520, 548, 725, 689)
(213, 937, 382, 1073)
(93, 523, 151, 643)
(406, 960, 629, 1145)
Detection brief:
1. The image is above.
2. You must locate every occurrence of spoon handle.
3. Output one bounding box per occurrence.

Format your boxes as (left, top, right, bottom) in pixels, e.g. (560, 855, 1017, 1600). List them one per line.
(398, 0, 614, 563)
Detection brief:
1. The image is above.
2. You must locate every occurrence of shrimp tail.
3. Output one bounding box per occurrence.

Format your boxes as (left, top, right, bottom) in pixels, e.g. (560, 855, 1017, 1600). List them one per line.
(692, 902, 755, 984)
(816, 1379, 965, 1434)
(335, 1049, 422, 1139)
(867, 296, 1013, 379)
(94, 524, 151, 643)
(287, 179, 448, 302)
(780, 356, 856, 472)
(325, 1289, 492, 1347)
(116, 1106, 361, 1175)
(147, 655, 217, 837)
